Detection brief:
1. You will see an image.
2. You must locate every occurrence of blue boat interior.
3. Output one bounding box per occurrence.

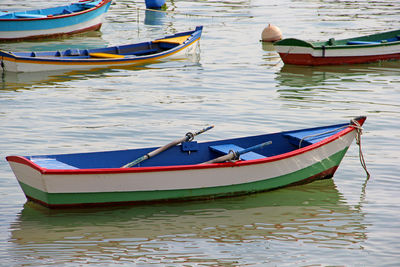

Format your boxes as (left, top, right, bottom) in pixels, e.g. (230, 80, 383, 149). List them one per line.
(28, 122, 348, 170)
(10, 42, 175, 59)
(0, 0, 102, 19)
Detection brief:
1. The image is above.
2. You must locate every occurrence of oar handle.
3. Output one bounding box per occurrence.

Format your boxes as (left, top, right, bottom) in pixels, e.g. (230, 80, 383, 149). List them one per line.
(122, 125, 214, 168)
(201, 141, 272, 164)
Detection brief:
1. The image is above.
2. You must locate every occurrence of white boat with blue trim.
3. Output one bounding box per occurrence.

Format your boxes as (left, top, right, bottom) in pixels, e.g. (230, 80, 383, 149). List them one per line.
(6, 116, 366, 208)
(0, 0, 111, 41)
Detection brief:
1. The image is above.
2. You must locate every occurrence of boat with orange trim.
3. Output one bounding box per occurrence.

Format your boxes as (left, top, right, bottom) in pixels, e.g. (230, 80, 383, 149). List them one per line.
(0, 26, 203, 72)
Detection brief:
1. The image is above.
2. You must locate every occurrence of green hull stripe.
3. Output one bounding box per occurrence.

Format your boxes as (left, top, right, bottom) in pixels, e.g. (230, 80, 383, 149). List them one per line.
(18, 148, 349, 206)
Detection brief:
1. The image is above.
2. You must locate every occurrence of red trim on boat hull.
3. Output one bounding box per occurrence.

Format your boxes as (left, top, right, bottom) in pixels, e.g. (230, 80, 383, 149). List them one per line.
(278, 52, 400, 66)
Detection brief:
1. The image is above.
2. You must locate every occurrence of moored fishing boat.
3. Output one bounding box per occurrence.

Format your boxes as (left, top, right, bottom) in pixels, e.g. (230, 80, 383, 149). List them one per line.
(0, 0, 111, 41)
(0, 26, 203, 72)
(6, 116, 367, 208)
(274, 29, 400, 65)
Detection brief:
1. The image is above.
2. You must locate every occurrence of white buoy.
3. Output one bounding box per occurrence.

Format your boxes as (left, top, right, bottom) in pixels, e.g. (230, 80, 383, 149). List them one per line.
(261, 24, 282, 42)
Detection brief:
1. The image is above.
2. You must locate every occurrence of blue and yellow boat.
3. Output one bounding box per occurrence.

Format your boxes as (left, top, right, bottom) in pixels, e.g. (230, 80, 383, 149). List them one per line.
(0, 26, 203, 72)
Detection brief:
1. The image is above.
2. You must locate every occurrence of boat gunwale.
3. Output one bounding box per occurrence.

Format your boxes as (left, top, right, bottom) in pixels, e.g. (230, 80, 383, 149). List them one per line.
(6, 117, 366, 175)
(0, 0, 111, 21)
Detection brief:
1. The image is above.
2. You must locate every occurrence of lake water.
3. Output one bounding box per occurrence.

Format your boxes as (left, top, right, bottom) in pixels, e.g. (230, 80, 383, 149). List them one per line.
(1, 0, 400, 266)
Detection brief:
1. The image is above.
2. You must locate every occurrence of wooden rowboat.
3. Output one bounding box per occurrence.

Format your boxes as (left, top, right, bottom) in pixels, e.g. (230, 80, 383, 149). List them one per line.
(0, 0, 111, 41)
(6, 116, 366, 208)
(0, 26, 203, 72)
(274, 29, 400, 65)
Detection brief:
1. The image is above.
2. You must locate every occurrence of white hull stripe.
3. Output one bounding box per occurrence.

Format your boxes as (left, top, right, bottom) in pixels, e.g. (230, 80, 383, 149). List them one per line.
(8, 131, 355, 194)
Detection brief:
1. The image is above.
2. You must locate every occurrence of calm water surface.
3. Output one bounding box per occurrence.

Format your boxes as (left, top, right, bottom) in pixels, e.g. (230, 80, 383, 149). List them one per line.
(1, 0, 399, 266)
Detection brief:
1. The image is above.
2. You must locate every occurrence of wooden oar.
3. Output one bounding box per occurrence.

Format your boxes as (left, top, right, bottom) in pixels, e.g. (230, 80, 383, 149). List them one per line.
(201, 141, 272, 164)
(122, 125, 214, 168)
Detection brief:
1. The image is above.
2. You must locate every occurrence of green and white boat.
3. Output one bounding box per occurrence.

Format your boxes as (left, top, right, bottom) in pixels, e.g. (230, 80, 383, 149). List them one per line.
(6, 116, 366, 208)
(274, 29, 400, 65)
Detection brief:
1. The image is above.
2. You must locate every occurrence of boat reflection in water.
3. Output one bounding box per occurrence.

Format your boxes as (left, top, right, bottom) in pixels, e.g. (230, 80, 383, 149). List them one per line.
(144, 9, 166, 26)
(0, 56, 201, 91)
(0, 68, 114, 91)
(261, 41, 282, 67)
(276, 60, 400, 88)
(9, 179, 367, 264)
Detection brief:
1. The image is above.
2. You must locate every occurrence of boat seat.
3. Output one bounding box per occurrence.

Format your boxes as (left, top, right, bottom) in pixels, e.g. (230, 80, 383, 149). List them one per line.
(209, 144, 265, 161)
(283, 129, 341, 148)
(347, 41, 381, 45)
(283, 133, 313, 148)
(14, 13, 47, 18)
(153, 35, 190, 45)
(0, 13, 11, 18)
(30, 158, 78, 170)
(62, 9, 73, 14)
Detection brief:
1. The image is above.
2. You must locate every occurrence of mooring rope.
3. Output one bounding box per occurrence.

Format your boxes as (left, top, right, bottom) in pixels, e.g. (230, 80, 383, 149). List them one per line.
(298, 119, 370, 178)
(350, 118, 370, 179)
